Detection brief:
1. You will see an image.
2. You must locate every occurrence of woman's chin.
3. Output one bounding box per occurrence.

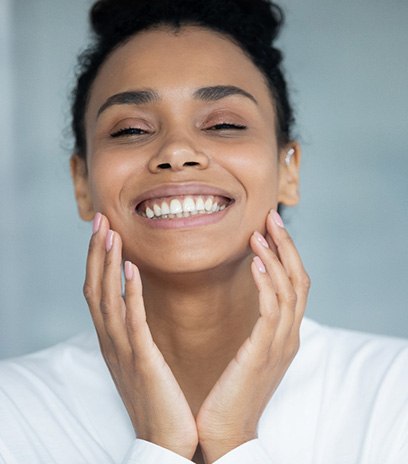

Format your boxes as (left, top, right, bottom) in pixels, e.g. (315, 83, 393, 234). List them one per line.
(128, 247, 251, 280)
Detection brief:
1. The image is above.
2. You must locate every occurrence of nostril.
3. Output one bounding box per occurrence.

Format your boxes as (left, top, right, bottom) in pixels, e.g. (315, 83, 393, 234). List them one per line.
(157, 163, 172, 169)
(183, 161, 200, 167)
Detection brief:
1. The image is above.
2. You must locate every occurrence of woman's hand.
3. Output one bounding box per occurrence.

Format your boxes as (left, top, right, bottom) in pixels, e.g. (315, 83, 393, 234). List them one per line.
(83, 213, 198, 459)
(196, 209, 311, 463)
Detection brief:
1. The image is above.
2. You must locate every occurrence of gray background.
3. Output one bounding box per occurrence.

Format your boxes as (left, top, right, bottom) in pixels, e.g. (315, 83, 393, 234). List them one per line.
(1, 0, 407, 359)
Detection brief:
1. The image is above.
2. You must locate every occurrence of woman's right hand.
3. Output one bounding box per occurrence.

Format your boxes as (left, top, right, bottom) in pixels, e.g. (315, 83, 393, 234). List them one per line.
(83, 213, 198, 459)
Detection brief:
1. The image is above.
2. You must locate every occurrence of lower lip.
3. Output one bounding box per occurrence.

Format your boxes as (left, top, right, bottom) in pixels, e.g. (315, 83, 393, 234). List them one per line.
(134, 205, 232, 230)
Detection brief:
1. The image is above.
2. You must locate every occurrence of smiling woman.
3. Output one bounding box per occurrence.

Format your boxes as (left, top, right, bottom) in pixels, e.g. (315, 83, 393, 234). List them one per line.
(0, 1, 407, 464)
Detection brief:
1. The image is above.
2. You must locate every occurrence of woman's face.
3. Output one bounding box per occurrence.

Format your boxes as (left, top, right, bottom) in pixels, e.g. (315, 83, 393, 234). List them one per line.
(73, 26, 300, 274)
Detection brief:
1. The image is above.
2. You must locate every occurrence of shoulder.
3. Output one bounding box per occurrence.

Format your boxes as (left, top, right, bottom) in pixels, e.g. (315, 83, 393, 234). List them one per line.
(296, 317, 408, 403)
(0, 332, 102, 387)
(0, 331, 111, 415)
(0, 333, 133, 462)
(260, 319, 408, 462)
(298, 319, 407, 459)
(299, 317, 408, 377)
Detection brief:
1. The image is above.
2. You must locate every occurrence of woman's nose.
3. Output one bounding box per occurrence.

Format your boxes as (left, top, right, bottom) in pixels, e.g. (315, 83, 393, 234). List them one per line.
(148, 135, 210, 173)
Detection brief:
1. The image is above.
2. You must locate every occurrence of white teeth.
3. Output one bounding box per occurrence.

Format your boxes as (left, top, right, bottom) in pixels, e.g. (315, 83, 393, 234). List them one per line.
(153, 204, 162, 216)
(161, 201, 170, 215)
(204, 198, 213, 212)
(141, 195, 229, 219)
(146, 207, 154, 219)
(170, 199, 183, 214)
(183, 196, 196, 213)
(196, 197, 205, 211)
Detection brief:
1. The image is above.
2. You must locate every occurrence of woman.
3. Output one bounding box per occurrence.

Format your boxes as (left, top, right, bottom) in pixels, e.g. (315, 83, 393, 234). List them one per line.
(0, 1, 406, 463)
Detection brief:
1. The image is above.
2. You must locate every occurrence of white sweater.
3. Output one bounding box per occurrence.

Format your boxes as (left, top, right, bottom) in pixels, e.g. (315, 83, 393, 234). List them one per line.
(0, 318, 407, 464)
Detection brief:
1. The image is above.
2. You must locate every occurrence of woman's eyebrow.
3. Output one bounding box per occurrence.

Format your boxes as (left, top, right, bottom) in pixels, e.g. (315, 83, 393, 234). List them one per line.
(193, 85, 258, 105)
(96, 85, 258, 118)
(97, 89, 160, 118)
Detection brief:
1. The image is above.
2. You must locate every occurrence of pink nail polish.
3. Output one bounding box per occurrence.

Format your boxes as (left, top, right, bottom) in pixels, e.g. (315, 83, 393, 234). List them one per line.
(92, 213, 102, 234)
(271, 210, 285, 228)
(254, 231, 269, 248)
(253, 256, 266, 273)
(105, 230, 114, 252)
(124, 261, 133, 281)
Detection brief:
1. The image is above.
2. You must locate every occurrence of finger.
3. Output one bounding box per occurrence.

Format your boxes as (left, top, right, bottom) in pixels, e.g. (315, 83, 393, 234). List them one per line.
(249, 257, 299, 377)
(100, 229, 129, 351)
(251, 232, 297, 316)
(245, 256, 284, 357)
(251, 232, 299, 345)
(83, 213, 110, 336)
(124, 262, 155, 355)
(266, 210, 311, 323)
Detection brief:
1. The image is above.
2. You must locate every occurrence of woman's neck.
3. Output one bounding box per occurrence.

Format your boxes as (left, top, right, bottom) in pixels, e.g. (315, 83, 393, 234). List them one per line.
(140, 255, 259, 415)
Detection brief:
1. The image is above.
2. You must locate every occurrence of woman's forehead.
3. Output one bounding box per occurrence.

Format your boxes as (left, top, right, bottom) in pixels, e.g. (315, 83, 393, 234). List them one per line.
(87, 26, 273, 113)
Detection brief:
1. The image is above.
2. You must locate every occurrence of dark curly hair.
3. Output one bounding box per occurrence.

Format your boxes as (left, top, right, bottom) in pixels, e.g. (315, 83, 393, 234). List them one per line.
(71, 0, 295, 157)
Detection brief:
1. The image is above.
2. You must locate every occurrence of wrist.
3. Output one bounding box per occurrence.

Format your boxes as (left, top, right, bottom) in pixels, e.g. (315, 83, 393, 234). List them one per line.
(199, 434, 257, 463)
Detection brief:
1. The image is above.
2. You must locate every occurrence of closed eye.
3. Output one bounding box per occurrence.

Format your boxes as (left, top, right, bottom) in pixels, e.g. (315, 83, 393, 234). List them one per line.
(110, 127, 148, 138)
(206, 123, 247, 131)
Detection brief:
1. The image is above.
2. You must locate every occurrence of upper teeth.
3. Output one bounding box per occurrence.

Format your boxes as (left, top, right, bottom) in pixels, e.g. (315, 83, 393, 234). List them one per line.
(139, 195, 228, 219)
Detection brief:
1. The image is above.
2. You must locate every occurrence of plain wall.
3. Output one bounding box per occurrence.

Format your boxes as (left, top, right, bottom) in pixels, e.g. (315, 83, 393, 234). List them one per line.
(1, 0, 407, 359)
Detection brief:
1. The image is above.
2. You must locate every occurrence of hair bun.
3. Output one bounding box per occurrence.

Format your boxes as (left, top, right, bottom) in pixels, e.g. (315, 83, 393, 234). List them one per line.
(90, 0, 141, 38)
(234, 0, 284, 44)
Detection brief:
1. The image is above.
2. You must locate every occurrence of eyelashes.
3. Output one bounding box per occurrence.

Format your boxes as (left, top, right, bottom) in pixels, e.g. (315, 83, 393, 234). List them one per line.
(206, 123, 247, 131)
(110, 122, 247, 138)
(111, 127, 147, 138)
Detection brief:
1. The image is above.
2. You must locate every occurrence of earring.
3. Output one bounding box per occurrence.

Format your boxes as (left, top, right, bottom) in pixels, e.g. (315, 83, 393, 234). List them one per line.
(285, 148, 295, 166)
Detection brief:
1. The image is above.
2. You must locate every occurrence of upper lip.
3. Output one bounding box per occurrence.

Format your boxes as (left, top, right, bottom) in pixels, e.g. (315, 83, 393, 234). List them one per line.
(132, 182, 235, 208)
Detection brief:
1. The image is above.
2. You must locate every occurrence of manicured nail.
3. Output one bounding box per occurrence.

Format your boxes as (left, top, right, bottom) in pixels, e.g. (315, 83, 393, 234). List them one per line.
(254, 231, 269, 248)
(124, 261, 133, 281)
(253, 256, 266, 273)
(270, 209, 285, 228)
(105, 230, 114, 252)
(92, 212, 102, 234)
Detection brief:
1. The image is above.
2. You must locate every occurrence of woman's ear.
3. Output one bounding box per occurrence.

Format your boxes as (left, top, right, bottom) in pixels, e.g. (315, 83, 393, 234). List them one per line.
(277, 142, 301, 206)
(70, 155, 95, 221)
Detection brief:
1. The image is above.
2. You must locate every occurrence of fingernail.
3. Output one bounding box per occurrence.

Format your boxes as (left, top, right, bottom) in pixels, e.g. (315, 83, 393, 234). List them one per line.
(253, 256, 266, 274)
(105, 230, 114, 252)
(254, 231, 269, 248)
(124, 261, 133, 280)
(92, 212, 102, 234)
(270, 209, 285, 228)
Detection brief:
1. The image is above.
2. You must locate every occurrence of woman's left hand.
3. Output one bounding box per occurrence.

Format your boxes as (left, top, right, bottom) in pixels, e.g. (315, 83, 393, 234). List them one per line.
(196, 209, 311, 463)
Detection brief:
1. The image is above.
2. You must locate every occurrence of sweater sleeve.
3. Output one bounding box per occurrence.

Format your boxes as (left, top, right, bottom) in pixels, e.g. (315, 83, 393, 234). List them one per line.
(122, 439, 193, 463)
(122, 439, 272, 464)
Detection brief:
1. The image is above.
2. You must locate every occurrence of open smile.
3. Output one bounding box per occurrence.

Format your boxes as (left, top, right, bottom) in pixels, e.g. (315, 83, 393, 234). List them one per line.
(136, 194, 232, 219)
(132, 183, 235, 227)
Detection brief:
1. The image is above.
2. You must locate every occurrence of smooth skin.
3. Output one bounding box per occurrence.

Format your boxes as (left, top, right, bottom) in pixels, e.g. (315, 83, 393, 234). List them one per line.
(71, 26, 310, 463)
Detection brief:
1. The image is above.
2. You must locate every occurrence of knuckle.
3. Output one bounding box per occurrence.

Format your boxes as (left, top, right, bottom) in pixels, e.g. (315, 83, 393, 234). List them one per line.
(83, 282, 95, 303)
(301, 272, 312, 290)
(100, 299, 112, 317)
(264, 306, 280, 322)
(283, 289, 297, 306)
